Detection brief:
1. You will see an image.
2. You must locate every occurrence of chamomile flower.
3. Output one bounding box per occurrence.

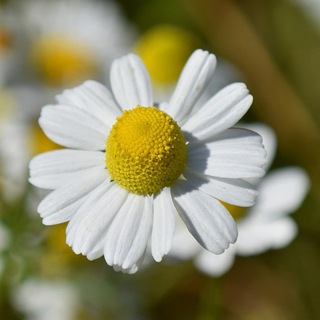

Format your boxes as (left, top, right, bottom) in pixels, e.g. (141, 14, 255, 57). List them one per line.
(29, 49, 267, 273)
(6, 0, 134, 87)
(170, 124, 310, 276)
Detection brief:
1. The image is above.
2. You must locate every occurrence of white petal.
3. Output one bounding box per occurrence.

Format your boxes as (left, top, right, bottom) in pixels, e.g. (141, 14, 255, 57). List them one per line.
(115, 265, 139, 274)
(187, 128, 266, 179)
(184, 168, 258, 207)
(66, 182, 128, 260)
(41, 192, 89, 226)
(182, 83, 253, 140)
(163, 49, 216, 123)
(110, 54, 153, 110)
(253, 167, 310, 218)
(151, 188, 176, 262)
(195, 245, 236, 276)
(38, 167, 108, 225)
(236, 217, 298, 256)
(104, 195, 153, 270)
(113, 253, 146, 274)
(39, 104, 108, 150)
(56, 80, 121, 128)
(29, 149, 105, 189)
(242, 123, 277, 170)
(172, 180, 237, 254)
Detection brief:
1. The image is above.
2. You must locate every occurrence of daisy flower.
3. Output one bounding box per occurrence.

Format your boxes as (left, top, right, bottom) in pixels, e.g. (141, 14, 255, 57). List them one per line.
(170, 124, 310, 276)
(29, 49, 267, 273)
(4, 0, 135, 87)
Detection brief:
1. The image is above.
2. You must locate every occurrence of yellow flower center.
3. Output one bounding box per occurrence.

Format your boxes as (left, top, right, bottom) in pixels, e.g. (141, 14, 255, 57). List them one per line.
(222, 201, 247, 221)
(106, 106, 187, 195)
(135, 25, 199, 84)
(30, 35, 97, 86)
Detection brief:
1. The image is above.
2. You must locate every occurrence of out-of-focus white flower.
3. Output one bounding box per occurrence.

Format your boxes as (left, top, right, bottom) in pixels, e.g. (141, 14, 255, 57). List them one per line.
(170, 123, 310, 276)
(12, 279, 79, 320)
(29, 49, 267, 273)
(4, 0, 135, 86)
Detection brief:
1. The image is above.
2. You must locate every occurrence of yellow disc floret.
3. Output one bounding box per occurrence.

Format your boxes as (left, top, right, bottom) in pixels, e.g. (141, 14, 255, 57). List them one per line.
(106, 106, 187, 195)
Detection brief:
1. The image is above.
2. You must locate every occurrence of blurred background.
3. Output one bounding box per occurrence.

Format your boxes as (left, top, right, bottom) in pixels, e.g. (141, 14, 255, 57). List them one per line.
(0, 0, 320, 319)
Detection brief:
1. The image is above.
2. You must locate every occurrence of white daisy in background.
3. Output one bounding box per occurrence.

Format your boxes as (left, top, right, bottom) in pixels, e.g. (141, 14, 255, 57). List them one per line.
(4, 0, 135, 87)
(12, 278, 79, 320)
(29, 49, 267, 273)
(170, 124, 310, 276)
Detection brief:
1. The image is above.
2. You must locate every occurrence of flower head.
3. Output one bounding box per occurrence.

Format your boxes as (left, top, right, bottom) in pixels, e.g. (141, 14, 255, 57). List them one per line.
(5, 0, 135, 86)
(29, 49, 267, 273)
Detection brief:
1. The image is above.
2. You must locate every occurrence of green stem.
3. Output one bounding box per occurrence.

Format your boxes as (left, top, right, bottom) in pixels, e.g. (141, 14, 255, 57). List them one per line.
(197, 276, 223, 320)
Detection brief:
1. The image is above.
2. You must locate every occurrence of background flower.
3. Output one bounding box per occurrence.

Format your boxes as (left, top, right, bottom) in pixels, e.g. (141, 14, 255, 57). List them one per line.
(2, 0, 135, 87)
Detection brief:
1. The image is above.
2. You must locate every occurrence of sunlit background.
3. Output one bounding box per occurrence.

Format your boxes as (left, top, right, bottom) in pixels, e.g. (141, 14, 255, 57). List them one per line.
(0, 0, 320, 319)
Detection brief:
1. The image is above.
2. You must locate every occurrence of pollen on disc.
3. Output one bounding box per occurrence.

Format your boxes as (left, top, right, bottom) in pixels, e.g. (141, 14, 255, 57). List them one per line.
(106, 106, 187, 195)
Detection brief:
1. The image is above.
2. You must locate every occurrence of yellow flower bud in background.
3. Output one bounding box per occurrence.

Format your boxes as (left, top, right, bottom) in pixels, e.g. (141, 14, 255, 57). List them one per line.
(135, 25, 200, 85)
